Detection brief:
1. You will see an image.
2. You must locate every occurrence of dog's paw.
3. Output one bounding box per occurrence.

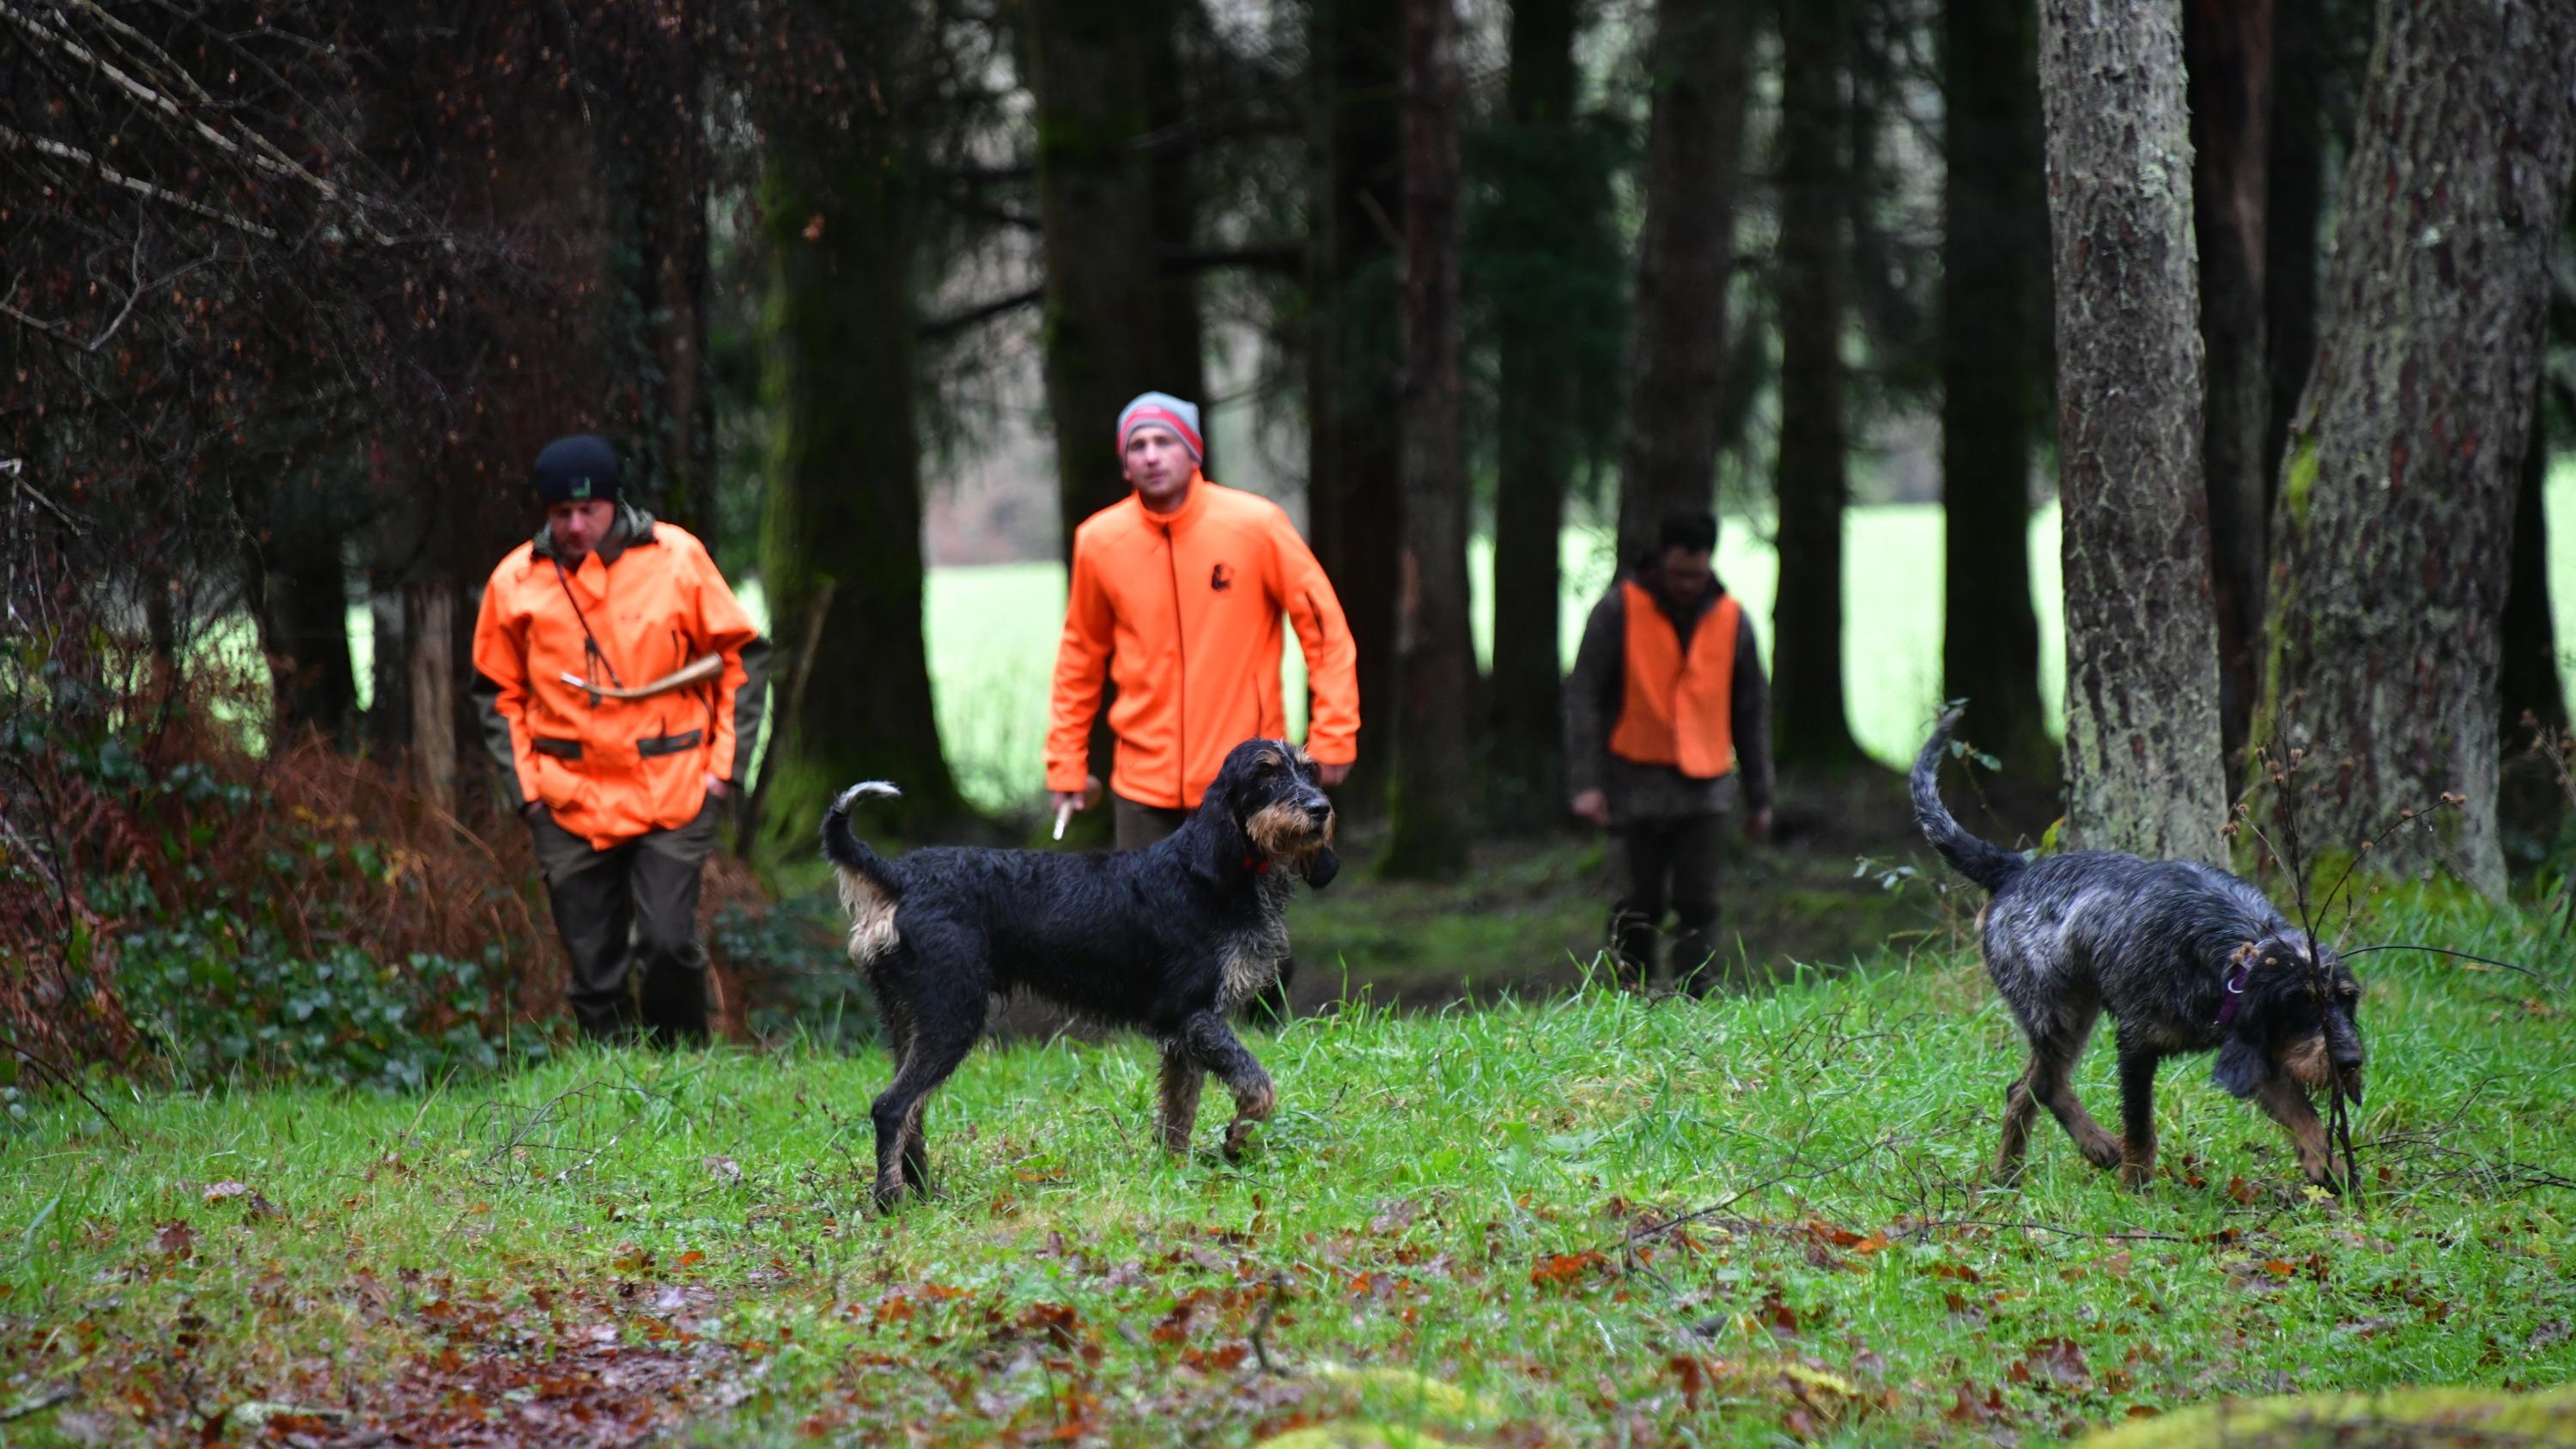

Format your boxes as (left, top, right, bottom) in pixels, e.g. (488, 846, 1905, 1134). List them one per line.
(1222, 1120, 1260, 1163)
(2078, 1136, 2124, 1172)
(2118, 1161, 2154, 1191)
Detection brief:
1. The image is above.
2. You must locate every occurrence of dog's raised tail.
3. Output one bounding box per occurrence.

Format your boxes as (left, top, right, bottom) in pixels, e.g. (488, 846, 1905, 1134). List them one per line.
(822, 782, 905, 898)
(1911, 709, 2026, 894)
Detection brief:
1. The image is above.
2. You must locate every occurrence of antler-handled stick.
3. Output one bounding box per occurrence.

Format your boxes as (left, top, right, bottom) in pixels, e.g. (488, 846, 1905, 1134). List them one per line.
(560, 653, 724, 702)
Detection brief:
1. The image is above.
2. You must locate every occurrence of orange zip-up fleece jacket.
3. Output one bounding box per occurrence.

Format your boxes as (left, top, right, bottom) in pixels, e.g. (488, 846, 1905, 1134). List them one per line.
(471, 509, 768, 850)
(1048, 476, 1360, 810)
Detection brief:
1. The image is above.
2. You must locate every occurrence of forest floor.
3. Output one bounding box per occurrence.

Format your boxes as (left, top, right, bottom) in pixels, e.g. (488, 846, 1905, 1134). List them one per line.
(3, 870, 2569, 1446)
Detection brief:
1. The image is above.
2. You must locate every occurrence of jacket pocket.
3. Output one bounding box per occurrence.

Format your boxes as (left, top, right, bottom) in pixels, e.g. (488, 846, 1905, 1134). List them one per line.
(637, 728, 703, 759)
(533, 737, 583, 761)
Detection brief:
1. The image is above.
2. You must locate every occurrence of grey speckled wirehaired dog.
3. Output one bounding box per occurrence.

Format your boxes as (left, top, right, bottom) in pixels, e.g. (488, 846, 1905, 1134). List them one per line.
(1912, 709, 2366, 1190)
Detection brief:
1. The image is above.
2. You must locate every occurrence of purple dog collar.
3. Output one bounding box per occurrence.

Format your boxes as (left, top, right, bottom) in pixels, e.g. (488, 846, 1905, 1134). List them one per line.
(2216, 959, 2251, 1027)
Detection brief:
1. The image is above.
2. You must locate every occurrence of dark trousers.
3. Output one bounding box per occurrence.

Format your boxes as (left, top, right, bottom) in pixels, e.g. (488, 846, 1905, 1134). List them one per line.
(1609, 812, 1725, 995)
(1113, 794, 1191, 852)
(528, 801, 719, 1044)
(1112, 792, 1294, 1020)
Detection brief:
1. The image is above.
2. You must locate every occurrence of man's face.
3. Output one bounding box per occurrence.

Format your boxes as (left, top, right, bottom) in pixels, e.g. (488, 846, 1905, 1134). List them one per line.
(1121, 426, 1194, 506)
(1658, 545, 1714, 604)
(547, 499, 617, 560)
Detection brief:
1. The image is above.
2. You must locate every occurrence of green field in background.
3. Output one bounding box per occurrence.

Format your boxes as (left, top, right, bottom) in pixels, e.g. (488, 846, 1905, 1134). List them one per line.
(349, 467, 2576, 815)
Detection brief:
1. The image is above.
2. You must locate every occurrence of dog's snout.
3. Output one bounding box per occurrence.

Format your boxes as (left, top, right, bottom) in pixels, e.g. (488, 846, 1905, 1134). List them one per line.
(1304, 800, 1333, 823)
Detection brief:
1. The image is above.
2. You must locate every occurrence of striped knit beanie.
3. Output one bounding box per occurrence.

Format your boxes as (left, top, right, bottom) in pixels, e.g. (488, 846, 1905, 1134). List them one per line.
(1116, 392, 1205, 464)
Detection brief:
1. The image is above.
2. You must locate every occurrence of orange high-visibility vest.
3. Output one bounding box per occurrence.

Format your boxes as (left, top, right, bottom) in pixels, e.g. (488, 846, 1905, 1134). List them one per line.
(1608, 580, 1739, 779)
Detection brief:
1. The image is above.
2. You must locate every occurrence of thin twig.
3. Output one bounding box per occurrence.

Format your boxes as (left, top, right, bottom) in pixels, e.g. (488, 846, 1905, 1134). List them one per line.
(1888, 1218, 2194, 1245)
(2338, 944, 2542, 979)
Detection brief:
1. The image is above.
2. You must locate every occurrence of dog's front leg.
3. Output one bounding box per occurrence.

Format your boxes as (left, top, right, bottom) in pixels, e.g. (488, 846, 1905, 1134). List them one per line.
(2251, 1073, 2336, 1189)
(1157, 1038, 1205, 1154)
(1181, 1012, 1276, 1162)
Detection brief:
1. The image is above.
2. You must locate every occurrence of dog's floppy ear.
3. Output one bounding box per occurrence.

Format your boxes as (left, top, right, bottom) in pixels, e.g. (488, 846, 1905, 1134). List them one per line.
(2212, 1032, 2266, 1099)
(1302, 844, 1340, 890)
(1185, 773, 1255, 886)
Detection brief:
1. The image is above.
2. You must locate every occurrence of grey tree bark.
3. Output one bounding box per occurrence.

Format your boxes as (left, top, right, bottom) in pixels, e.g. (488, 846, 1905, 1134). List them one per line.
(1771, 0, 1865, 774)
(1939, 0, 2056, 788)
(1382, 0, 1473, 881)
(1615, 0, 1750, 565)
(2037, 0, 2229, 864)
(2263, 0, 2576, 896)
(2184, 0, 2275, 783)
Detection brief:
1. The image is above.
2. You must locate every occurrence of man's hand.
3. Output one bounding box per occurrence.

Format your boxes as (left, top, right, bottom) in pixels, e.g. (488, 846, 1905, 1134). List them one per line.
(1746, 807, 1773, 843)
(704, 771, 730, 800)
(1571, 789, 1611, 827)
(1048, 775, 1106, 816)
(1317, 760, 1352, 788)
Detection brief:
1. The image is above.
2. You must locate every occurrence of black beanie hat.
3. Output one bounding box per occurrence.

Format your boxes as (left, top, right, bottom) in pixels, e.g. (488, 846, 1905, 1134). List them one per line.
(532, 434, 622, 506)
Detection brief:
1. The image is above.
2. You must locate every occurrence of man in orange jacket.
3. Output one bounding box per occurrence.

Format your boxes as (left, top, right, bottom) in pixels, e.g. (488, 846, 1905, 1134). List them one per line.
(1564, 511, 1773, 995)
(471, 434, 769, 1044)
(1048, 392, 1362, 850)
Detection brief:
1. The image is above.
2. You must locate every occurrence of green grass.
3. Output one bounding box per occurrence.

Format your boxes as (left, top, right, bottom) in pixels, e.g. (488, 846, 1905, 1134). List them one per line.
(3, 891, 2568, 1445)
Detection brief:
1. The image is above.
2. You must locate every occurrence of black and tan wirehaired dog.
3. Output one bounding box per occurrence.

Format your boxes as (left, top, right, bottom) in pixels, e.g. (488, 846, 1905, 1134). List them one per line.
(822, 739, 1339, 1209)
(1912, 709, 2365, 1190)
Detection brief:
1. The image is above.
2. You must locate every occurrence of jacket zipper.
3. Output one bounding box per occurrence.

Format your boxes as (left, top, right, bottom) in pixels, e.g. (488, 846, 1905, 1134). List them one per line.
(1163, 523, 1187, 806)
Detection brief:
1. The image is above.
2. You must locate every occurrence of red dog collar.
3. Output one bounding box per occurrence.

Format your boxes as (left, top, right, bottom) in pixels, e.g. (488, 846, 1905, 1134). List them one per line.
(1241, 855, 1271, 874)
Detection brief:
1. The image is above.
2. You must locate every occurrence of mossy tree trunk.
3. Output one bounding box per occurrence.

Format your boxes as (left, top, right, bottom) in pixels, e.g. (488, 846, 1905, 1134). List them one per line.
(1938, 0, 2056, 788)
(757, 12, 965, 841)
(2258, 0, 2575, 898)
(1382, 0, 1471, 882)
(1614, 0, 1750, 566)
(1771, 0, 1865, 776)
(2037, 0, 2229, 864)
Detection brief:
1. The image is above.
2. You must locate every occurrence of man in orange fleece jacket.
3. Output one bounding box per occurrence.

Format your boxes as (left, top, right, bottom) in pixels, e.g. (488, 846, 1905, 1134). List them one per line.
(1048, 392, 1361, 851)
(471, 433, 769, 1045)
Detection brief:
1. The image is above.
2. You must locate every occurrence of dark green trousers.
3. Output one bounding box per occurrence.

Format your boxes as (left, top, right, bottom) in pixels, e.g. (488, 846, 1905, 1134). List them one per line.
(528, 800, 719, 1044)
(1609, 812, 1725, 995)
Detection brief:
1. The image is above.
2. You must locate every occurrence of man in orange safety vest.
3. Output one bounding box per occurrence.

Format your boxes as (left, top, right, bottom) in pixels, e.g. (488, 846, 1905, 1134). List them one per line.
(1564, 511, 1773, 995)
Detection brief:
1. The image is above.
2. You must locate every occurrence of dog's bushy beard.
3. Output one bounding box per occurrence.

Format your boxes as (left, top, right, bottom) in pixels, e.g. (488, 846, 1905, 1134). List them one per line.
(1237, 799, 1338, 888)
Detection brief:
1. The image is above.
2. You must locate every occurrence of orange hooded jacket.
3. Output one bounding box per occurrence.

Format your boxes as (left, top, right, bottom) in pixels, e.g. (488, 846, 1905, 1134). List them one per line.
(471, 508, 769, 850)
(1048, 476, 1360, 810)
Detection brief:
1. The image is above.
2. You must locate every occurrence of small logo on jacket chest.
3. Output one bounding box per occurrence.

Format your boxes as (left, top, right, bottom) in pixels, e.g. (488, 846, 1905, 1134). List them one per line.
(1210, 563, 1234, 593)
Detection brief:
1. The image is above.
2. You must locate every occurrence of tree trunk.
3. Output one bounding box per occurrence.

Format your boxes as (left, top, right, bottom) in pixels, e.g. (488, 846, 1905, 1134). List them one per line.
(1147, 0, 1210, 416)
(2262, 0, 2324, 500)
(1940, 0, 2056, 787)
(1306, 0, 1406, 816)
(1382, 0, 1472, 881)
(1615, 0, 1750, 566)
(1485, 0, 1584, 828)
(2500, 385, 2564, 744)
(2185, 0, 2274, 786)
(1771, 0, 1864, 776)
(2038, 0, 2229, 865)
(405, 579, 457, 817)
(757, 19, 965, 841)
(2259, 0, 2575, 898)
(1030, 0, 1205, 553)
(251, 518, 360, 746)
(611, 2, 716, 545)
